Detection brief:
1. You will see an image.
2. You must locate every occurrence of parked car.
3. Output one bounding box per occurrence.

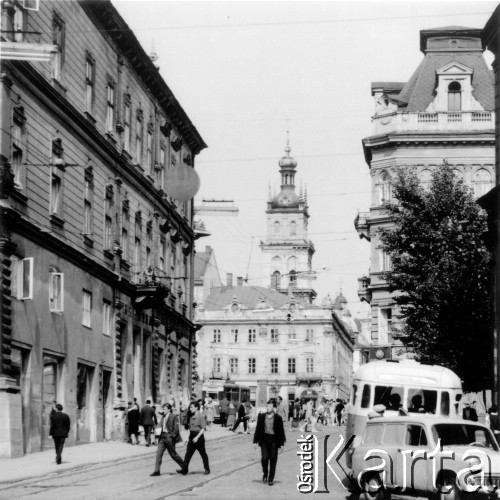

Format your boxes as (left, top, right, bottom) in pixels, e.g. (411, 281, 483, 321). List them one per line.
(351, 415, 500, 500)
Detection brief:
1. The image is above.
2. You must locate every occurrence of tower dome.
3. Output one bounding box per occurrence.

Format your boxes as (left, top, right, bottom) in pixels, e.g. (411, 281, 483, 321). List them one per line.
(271, 132, 300, 208)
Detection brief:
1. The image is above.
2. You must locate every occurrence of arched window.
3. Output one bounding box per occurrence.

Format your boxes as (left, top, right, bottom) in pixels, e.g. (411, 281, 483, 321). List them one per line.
(271, 256, 281, 272)
(274, 221, 280, 234)
(290, 221, 297, 236)
(287, 256, 297, 272)
(448, 81, 461, 111)
(474, 169, 493, 198)
(378, 171, 391, 204)
(452, 169, 464, 181)
(271, 271, 281, 290)
(419, 169, 432, 191)
(289, 270, 297, 287)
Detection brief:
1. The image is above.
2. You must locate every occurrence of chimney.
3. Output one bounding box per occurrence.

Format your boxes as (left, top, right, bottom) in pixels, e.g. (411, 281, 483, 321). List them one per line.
(237, 276, 243, 286)
(226, 273, 233, 287)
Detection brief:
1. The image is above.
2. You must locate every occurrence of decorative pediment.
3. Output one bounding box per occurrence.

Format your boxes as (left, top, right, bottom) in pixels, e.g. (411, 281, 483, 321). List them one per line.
(171, 137, 183, 152)
(436, 61, 473, 76)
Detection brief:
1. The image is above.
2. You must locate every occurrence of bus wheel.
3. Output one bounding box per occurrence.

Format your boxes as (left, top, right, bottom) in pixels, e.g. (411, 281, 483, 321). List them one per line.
(432, 473, 461, 500)
(360, 474, 390, 500)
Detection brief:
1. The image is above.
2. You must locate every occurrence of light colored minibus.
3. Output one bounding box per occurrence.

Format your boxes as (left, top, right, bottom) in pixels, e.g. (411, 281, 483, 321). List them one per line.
(346, 359, 463, 467)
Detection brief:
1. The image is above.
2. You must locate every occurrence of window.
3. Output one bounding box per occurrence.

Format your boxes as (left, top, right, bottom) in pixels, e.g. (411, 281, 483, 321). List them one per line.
(248, 358, 256, 374)
(419, 169, 432, 191)
(288, 357, 296, 374)
(270, 328, 279, 343)
(51, 14, 65, 81)
(379, 308, 393, 344)
(474, 169, 493, 198)
(290, 221, 297, 236)
(379, 248, 391, 272)
(248, 329, 256, 343)
(306, 357, 314, 373)
(213, 357, 221, 373)
(50, 169, 62, 215)
(104, 186, 114, 251)
(83, 167, 93, 236)
(121, 203, 129, 260)
(85, 56, 95, 114)
(448, 81, 461, 111)
(305, 328, 314, 343)
(11, 257, 33, 300)
(159, 238, 166, 272)
(288, 327, 296, 340)
(4, 3, 24, 43)
(146, 128, 153, 173)
(102, 301, 112, 336)
(106, 83, 115, 133)
(382, 424, 406, 445)
(274, 221, 280, 234)
(134, 214, 142, 271)
(378, 171, 391, 204)
(271, 271, 281, 290)
(135, 111, 143, 164)
(361, 384, 371, 408)
(271, 357, 278, 374)
(213, 330, 221, 343)
(231, 329, 238, 343)
(229, 357, 238, 374)
(441, 391, 450, 416)
(123, 97, 131, 152)
(158, 145, 166, 188)
(82, 290, 92, 327)
(49, 271, 63, 311)
(145, 223, 152, 268)
(289, 270, 297, 286)
(374, 385, 405, 409)
(406, 425, 428, 446)
(11, 103, 26, 189)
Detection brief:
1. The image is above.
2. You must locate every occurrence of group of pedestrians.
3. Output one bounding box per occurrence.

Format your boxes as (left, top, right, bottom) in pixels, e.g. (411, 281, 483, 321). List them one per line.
(123, 398, 159, 446)
(287, 397, 347, 432)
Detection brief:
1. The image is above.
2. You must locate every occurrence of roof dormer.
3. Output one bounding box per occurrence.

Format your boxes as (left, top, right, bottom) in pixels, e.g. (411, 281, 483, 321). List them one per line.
(426, 61, 484, 112)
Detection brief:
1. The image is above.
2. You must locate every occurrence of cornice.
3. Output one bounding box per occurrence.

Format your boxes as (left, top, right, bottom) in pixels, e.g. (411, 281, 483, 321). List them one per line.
(79, 0, 207, 155)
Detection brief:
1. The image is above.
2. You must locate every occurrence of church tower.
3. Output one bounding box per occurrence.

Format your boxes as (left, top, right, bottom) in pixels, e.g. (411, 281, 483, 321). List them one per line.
(260, 134, 317, 303)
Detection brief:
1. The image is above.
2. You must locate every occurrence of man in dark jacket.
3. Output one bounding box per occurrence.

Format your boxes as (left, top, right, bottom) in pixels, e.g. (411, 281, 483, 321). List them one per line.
(140, 399, 156, 446)
(49, 403, 70, 465)
(253, 400, 286, 486)
(231, 400, 249, 433)
(219, 396, 229, 427)
(150, 403, 184, 476)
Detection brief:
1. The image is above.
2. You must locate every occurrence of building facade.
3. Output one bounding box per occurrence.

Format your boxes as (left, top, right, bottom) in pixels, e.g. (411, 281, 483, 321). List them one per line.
(195, 143, 355, 409)
(0, 0, 206, 457)
(355, 26, 495, 361)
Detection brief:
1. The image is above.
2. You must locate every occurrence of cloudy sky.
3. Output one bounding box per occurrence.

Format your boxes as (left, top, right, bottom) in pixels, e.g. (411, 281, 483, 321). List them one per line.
(113, 0, 497, 317)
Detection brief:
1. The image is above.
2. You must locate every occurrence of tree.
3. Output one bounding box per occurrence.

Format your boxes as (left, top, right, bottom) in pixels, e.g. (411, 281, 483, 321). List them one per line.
(380, 162, 492, 392)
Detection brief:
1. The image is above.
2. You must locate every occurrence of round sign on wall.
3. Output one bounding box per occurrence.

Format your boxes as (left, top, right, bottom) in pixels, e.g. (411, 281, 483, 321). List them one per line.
(164, 165, 201, 201)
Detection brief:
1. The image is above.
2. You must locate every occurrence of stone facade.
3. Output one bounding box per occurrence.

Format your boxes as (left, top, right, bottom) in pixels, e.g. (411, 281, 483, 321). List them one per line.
(355, 26, 495, 361)
(0, 0, 205, 457)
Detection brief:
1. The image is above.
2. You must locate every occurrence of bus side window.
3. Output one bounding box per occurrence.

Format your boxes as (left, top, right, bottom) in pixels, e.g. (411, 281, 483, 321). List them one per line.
(440, 391, 450, 416)
(352, 384, 358, 406)
(361, 384, 371, 408)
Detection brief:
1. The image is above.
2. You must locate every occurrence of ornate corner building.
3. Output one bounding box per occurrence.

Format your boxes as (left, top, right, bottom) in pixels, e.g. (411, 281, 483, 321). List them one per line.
(355, 26, 495, 361)
(0, 1, 206, 457)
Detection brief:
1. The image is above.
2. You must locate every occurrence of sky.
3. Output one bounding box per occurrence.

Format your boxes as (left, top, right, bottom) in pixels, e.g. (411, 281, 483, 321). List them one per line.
(113, 0, 497, 317)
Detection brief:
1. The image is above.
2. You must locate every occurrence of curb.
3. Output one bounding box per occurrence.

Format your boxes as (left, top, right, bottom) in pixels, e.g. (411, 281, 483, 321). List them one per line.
(0, 431, 242, 488)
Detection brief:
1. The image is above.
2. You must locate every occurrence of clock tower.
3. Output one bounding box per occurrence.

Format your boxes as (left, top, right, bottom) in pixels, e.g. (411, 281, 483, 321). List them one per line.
(260, 135, 317, 303)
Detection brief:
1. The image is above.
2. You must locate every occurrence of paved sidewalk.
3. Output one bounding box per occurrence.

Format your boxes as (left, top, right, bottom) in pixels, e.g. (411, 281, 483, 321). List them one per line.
(0, 425, 239, 485)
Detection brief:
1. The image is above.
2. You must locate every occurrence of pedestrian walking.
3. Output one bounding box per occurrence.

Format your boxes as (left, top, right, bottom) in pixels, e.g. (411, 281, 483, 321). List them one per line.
(463, 402, 479, 421)
(219, 395, 229, 427)
(177, 401, 210, 476)
(227, 401, 236, 428)
(127, 401, 140, 444)
(232, 400, 249, 433)
(205, 398, 215, 430)
(334, 398, 344, 425)
(253, 400, 286, 486)
(291, 398, 301, 431)
(140, 399, 156, 446)
(49, 403, 70, 465)
(276, 396, 288, 423)
(150, 403, 185, 476)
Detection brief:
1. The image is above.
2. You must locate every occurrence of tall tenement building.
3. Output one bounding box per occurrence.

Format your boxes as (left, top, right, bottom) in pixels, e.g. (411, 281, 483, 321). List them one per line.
(355, 26, 495, 361)
(0, 1, 206, 457)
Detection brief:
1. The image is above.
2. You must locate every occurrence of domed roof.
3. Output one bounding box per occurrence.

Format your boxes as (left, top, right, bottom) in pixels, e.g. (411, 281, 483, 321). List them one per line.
(271, 188, 300, 208)
(333, 292, 348, 310)
(279, 144, 297, 169)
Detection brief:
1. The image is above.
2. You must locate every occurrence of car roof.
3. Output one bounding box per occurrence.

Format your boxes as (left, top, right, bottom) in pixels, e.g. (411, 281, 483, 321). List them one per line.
(365, 416, 488, 427)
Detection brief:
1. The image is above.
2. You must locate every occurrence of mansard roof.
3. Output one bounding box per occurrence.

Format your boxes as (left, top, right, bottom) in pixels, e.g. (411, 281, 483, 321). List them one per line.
(204, 285, 317, 311)
(397, 54, 493, 111)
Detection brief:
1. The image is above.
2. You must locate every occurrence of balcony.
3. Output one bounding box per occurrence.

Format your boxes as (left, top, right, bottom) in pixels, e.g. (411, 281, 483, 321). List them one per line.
(133, 267, 171, 308)
(357, 275, 372, 303)
(371, 110, 494, 135)
(354, 212, 371, 241)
